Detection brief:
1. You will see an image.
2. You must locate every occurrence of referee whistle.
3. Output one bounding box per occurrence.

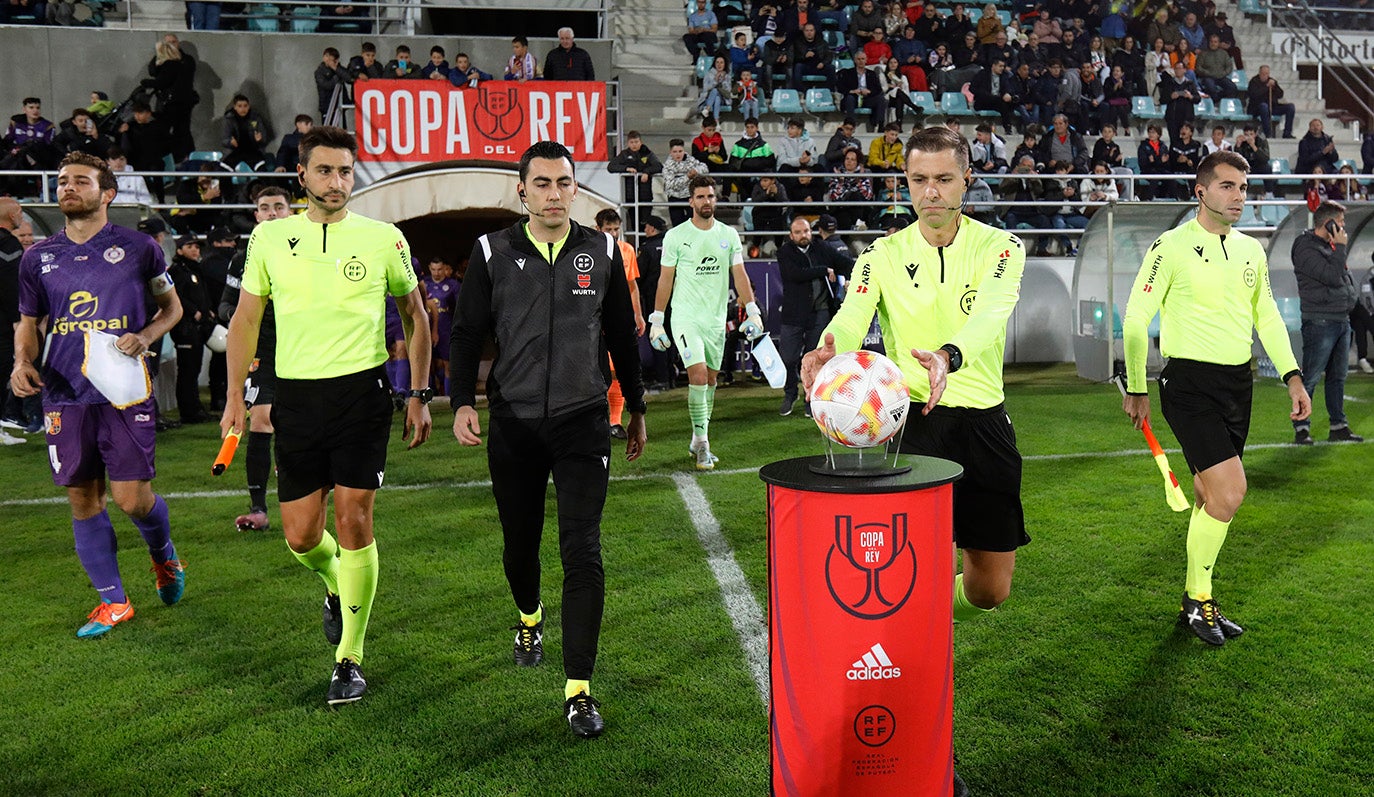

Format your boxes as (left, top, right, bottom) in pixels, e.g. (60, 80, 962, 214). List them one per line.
(213, 429, 242, 476)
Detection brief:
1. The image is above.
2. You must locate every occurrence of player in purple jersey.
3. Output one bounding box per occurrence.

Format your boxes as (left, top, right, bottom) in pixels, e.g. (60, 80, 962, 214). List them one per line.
(383, 294, 408, 406)
(9, 152, 187, 639)
(422, 256, 459, 395)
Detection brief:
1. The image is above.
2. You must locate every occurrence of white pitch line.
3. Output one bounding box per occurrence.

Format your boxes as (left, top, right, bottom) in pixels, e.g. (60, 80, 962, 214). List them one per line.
(0, 441, 1359, 508)
(670, 472, 771, 706)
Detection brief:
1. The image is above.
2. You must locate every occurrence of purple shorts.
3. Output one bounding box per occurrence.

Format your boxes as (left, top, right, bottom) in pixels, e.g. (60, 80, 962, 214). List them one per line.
(43, 399, 158, 486)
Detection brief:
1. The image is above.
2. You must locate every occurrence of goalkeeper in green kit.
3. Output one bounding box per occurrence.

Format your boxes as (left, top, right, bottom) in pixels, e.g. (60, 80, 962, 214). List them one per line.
(650, 175, 764, 471)
(1122, 151, 1311, 646)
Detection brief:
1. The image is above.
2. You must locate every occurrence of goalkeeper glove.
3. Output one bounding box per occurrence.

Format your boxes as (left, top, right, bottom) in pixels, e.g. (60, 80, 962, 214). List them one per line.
(741, 301, 765, 341)
(648, 311, 671, 351)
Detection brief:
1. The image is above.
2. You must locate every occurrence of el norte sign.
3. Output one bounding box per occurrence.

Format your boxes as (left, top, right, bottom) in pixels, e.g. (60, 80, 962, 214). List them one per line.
(355, 80, 608, 163)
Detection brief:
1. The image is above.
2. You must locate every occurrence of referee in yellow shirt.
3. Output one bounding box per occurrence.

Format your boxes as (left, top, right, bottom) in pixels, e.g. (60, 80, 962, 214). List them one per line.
(220, 126, 434, 703)
(1122, 150, 1310, 646)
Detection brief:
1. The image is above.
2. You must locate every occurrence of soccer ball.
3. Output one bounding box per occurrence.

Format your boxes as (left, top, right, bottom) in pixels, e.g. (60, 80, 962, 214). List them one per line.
(808, 351, 910, 448)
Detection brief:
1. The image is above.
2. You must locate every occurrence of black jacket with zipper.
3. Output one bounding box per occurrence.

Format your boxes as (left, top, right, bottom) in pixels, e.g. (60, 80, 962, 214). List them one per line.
(450, 220, 646, 419)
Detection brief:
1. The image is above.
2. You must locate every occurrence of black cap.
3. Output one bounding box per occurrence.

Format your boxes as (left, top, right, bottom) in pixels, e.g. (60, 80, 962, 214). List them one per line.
(93, 91, 109, 101)
(644, 214, 668, 232)
(208, 226, 236, 243)
(816, 214, 838, 232)
(175, 234, 201, 249)
(137, 217, 167, 235)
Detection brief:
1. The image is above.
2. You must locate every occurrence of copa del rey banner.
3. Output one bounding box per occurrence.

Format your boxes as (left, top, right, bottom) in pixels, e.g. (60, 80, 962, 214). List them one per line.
(354, 80, 608, 163)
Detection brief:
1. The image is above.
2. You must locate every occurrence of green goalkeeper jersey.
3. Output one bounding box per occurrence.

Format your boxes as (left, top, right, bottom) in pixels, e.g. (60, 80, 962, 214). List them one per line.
(1123, 217, 1299, 394)
(821, 216, 1025, 409)
(661, 218, 744, 323)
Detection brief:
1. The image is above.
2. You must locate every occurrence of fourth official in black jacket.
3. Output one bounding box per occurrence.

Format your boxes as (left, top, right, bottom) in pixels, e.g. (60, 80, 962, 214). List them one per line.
(776, 217, 850, 414)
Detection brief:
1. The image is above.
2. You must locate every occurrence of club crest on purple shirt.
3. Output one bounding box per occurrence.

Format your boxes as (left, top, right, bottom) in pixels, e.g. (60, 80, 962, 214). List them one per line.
(45, 411, 62, 435)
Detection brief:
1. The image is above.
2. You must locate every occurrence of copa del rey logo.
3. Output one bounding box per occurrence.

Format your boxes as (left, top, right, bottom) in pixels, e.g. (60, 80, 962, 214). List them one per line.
(847, 643, 902, 681)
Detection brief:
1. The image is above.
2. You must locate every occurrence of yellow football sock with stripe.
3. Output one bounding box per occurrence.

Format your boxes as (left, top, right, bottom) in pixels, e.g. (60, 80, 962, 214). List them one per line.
(1186, 504, 1230, 600)
(289, 531, 340, 597)
(565, 680, 590, 700)
(520, 603, 543, 627)
(952, 573, 994, 623)
(336, 541, 379, 664)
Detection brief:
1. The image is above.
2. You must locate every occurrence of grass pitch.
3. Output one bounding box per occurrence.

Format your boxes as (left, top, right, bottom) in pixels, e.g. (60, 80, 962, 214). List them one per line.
(2, 364, 1371, 796)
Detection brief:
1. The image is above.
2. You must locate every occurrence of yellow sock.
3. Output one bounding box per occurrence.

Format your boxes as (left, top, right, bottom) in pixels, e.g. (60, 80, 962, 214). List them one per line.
(520, 602, 543, 627)
(1186, 504, 1230, 600)
(565, 679, 590, 700)
(952, 573, 994, 623)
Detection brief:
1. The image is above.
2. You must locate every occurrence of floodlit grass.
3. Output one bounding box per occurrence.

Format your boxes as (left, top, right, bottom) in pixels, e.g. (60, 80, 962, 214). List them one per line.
(2, 365, 1371, 795)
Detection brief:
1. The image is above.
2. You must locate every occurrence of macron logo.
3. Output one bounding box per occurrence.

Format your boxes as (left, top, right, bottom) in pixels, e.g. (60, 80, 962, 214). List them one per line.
(516, 258, 526, 270)
(847, 643, 902, 681)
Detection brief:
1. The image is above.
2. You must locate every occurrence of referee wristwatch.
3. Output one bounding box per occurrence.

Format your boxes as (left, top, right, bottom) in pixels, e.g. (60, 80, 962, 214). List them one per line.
(938, 344, 963, 373)
(407, 388, 434, 404)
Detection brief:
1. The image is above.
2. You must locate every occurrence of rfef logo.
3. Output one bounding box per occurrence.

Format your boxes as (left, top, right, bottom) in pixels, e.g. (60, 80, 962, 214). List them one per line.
(825, 513, 916, 620)
(854, 705, 896, 747)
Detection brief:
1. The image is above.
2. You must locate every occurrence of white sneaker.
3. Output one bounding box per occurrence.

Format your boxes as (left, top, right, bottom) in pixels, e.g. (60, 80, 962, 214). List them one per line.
(0, 430, 26, 446)
(1360, 358, 1373, 374)
(690, 440, 718, 471)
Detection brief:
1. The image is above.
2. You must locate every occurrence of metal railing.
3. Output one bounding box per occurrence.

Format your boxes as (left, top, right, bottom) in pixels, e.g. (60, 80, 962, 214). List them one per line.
(1269, 0, 1374, 127)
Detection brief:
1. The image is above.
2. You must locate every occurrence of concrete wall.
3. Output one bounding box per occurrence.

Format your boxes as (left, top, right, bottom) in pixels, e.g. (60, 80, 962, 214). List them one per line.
(0, 28, 612, 159)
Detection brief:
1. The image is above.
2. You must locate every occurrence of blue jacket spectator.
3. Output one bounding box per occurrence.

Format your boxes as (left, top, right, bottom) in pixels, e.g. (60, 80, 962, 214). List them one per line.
(420, 47, 450, 80)
(447, 54, 493, 87)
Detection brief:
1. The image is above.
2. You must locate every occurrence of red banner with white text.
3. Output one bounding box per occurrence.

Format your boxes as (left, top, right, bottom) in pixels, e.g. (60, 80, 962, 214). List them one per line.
(353, 80, 608, 163)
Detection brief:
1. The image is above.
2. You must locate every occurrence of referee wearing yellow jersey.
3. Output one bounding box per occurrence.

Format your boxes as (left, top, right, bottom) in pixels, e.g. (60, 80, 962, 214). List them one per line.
(220, 126, 434, 704)
(803, 125, 1028, 627)
(1123, 151, 1310, 646)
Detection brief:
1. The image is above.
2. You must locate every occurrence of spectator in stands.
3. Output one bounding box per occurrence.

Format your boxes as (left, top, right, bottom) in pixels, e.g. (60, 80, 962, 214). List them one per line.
(1056, 29, 1085, 69)
(385, 45, 419, 79)
(695, 56, 732, 121)
(662, 138, 710, 227)
(1169, 122, 1204, 198)
(730, 117, 774, 198)
(792, 166, 828, 205)
(951, 30, 982, 74)
(973, 58, 1018, 133)
(1145, 9, 1179, 53)
(1170, 39, 1198, 83)
(1036, 113, 1089, 173)
(824, 118, 861, 168)
(607, 132, 660, 231)
(927, 43, 955, 91)
(1208, 12, 1242, 69)
(867, 122, 904, 171)
(1160, 61, 1198, 143)
(1145, 37, 1171, 103)
(683, 0, 720, 63)
(52, 109, 106, 159)
(913, 2, 942, 44)
(777, 119, 820, 178)
(1111, 35, 1144, 95)
(999, 154, 1050, 236)
(1234, 124, 1271, 191)
(505, 36, 541, 82)
(1136, 123, 1171, 200)
(1297, 118, 1340, 176)
(865, 26, 895, 65)
(1022, 32, 1051, 73)
(118, 101, 169, 201)
(826, 148, 873, 231)
(980, 30, 1016, 72)
(761, 29, 791, 94)
(1078, 62, 1105, 135)
(776, 0, 810, 40)
(1338, 163, 1367, 202)
(1029, 63, 1060, 128)
(751, 2, 779, 41)
(221, 94, 272, 171)
(348, 42, 385, 82)
(729, 32, 761, 80)
(736, 68, 762, 119)
(838, 52, 886, 131)
(969, 123, 1008, 174)
(1202, 124, 1232, 156)
(1100, 65, 1131, 133)
(274, 114, 312, 176)
(420, 46, 450, 80)
(1195, 35, 1237, 100)
(1100, 3, 1128, 49)
(143, 37, 198, 162)
(1080, 161, 1118, 215)
(1049, 161, 1087, 255)
(883, 0, 908, 37)
(1177, 12, 1205, 53)
(791, 23, 835, 91)
(174, 166, 226, 234)
(1047, 60, 1082, 129)
(186, 0, 222, 31)
(1084, 35, 1108, 80)
(691, 117, 724, 161)
(106, 146, 154, 206)
(975, 3, 1002, 44)
(850, 0, 886, 53)
(1092, 123, 1123, 168)
(449, 54, 493, 88)
(315, 47, 353, 119)
(750, 176, 791, 256)
(544, 27, 596, 81)
(881, 57, 924, 126)
(1247, 65, 1296, 139)
(1008, 61, 1040, 130)
(871, 172, 915, 229)
(1033, 8, 1062, 44)
(942, 3, 973, 46)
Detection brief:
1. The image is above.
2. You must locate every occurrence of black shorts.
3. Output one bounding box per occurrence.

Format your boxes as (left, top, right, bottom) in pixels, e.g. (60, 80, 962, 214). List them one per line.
(899, 402, 1030, 553)
(244, 356, 276, 408)
(271, 366, 393, 503)
(1159, 358, 1253, 474)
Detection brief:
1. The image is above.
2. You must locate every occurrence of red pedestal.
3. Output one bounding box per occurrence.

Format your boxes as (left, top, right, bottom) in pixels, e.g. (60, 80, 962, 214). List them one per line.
(761, 456, 962, 797)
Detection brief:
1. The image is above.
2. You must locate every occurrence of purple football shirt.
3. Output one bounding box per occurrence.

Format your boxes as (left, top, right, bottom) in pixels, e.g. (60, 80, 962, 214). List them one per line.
(422, 276, 460, 351)
(17, 224, 171, 405)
